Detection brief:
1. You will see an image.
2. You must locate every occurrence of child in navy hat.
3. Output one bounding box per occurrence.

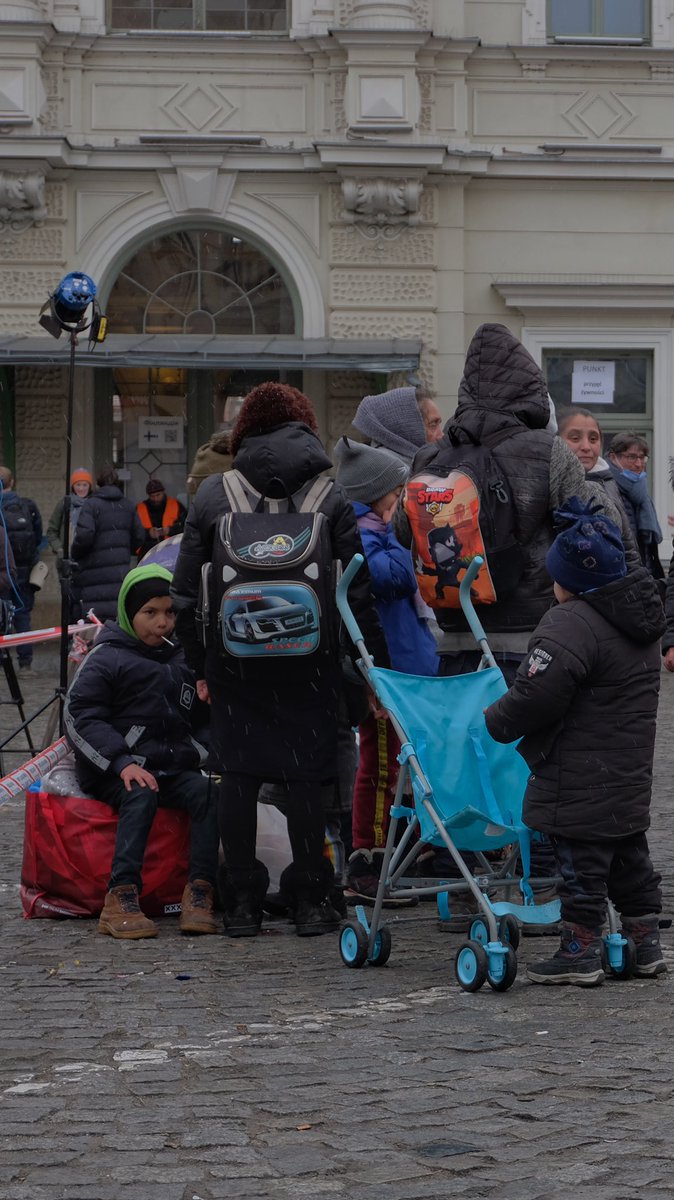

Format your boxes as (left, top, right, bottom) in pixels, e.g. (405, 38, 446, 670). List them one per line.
(334, 437, 439, 904)
(485, 497, 666, 987)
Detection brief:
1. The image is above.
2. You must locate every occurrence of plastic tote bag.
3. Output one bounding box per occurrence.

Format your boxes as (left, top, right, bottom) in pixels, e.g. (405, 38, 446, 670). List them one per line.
(21, 787, 191, 919)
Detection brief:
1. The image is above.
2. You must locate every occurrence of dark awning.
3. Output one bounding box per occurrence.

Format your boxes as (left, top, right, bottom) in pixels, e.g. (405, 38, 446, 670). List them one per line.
(0, 334, 421, 372)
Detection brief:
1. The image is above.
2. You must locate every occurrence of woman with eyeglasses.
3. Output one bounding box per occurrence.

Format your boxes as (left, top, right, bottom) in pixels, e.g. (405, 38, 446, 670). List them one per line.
(607, 431, 664, 588)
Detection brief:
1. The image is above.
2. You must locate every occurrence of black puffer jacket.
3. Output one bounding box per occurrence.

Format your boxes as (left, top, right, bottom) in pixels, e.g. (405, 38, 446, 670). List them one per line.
(64, 622, 207, 794)
(171, 421, 387, 781)
(396, 324, 639, 641)
(71, 487, 144, 620)
(485, 566, 665, 840)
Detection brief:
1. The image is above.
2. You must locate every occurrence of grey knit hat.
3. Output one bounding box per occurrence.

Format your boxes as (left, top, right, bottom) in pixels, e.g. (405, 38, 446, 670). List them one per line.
(333, 436, 408, 504)
(352, 386, 426, 465)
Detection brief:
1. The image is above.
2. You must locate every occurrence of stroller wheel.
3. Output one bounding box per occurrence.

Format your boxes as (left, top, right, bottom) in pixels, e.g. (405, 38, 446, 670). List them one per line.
(369, 926, 392, 967)
(487, 944, 518, 992)
(339, 922, 369, 968)
(606, 934, 637, 981)
(469, 918, 489, 945)
(498, 914, 521, 951)
(454, 940, 489, 992)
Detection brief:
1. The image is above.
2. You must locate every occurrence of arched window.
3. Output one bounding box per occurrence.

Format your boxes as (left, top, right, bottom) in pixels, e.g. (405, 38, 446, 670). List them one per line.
(101, 229, 299, 505)
(106, 228, 296, 336)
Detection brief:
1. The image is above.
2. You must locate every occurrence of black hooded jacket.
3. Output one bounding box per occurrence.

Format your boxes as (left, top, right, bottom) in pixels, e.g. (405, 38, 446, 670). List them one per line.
(71, 487, 144, 620)
(396, 323, 639, 640)
(64, 622, 207, 794)
(170, 421, 387, 781)
(484, 566, 665, 840)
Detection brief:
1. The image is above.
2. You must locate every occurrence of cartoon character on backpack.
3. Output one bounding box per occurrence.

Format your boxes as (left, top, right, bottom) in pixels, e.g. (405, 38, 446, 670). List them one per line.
(404, 455, 524, 610)
(424, 523, 469, 600)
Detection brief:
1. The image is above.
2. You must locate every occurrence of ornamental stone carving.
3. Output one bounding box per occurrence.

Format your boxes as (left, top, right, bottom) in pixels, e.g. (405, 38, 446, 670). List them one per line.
(330, 226, 436, 264)
(0, 171, 47, 234)
(0, 224, 63, 261)
(341, 177, 424, 242)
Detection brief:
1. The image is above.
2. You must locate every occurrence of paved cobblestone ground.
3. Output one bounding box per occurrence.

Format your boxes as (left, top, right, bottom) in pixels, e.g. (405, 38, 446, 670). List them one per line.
(2, 646, 674, 1200)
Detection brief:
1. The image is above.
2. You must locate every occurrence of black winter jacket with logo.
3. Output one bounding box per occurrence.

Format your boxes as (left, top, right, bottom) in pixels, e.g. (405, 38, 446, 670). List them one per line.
(64, 622, 207, 794)
(484, 566, 665, 840)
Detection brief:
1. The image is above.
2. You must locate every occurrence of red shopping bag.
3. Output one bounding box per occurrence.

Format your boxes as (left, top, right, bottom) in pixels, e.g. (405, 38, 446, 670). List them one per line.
(20, 789, 190, 919)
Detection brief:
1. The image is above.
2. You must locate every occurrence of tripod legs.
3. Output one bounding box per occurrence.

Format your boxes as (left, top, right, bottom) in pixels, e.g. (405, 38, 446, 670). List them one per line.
(0, 651, 36, 775)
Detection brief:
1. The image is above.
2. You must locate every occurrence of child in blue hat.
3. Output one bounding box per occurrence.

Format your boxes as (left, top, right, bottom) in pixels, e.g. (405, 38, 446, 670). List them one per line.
(485, 497, 666, 987)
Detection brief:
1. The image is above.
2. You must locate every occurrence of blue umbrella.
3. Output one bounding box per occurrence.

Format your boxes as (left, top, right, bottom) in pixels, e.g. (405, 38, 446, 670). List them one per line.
(138, 533, 183, 573)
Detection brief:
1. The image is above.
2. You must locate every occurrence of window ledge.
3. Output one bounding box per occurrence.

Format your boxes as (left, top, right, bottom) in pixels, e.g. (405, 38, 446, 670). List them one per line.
(493, 279, 674, 314)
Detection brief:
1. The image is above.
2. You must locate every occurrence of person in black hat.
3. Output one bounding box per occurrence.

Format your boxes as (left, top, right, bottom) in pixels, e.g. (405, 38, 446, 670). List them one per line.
(485, 497, 666, 988)
(136, 478, 187, 561)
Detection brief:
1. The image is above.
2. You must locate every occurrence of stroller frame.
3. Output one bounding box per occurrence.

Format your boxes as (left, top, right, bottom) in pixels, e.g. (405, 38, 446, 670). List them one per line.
(336, 554, 635, 991)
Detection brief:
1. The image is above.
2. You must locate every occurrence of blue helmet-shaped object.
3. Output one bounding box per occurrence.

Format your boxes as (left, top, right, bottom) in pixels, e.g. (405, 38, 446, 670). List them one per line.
(53, 272, 96, 322)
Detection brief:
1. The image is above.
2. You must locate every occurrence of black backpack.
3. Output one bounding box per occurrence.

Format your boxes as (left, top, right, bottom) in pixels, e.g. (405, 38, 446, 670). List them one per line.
(199, 469, 337, 667)
(404, 429, 524, 610)
(1, 496, 37, 570)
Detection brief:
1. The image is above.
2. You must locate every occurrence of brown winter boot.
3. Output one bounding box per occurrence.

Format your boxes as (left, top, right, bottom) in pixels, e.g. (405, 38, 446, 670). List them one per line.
(98, 885, 158, 940)
(179, 879, 218, 935)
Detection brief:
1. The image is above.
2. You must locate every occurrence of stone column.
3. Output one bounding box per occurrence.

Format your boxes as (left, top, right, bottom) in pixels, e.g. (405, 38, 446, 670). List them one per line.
(348, 1, 418, 30)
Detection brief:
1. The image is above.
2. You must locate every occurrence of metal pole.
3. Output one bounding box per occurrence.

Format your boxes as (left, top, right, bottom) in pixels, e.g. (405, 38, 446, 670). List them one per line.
(58, 329, 78, 730)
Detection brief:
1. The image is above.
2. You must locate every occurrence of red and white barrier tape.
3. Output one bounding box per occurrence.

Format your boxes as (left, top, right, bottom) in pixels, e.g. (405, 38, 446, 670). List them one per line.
(0, 619, 101, 650)
(0, 737, 69, 805)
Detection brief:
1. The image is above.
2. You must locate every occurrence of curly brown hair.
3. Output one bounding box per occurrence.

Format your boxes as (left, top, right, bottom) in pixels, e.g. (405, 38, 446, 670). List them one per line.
(230, 382, 319, 455)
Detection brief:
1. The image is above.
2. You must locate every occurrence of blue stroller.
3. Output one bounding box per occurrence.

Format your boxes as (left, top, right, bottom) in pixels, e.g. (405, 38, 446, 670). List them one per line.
(336, 554, 637, 991)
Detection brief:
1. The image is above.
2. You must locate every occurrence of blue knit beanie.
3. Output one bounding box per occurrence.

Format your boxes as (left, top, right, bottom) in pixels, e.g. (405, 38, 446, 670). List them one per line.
(545, 497, 627, 594)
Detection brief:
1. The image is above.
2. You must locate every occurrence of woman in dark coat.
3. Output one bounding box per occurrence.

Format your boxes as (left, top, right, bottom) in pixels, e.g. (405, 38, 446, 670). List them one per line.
(171, 382, 388, 939)
(71, 468, 144, 620)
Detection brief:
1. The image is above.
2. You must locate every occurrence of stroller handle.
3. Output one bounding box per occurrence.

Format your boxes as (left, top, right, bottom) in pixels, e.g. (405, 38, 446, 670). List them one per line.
(459, 556, 490, 648)
(336, 553, 366, 646)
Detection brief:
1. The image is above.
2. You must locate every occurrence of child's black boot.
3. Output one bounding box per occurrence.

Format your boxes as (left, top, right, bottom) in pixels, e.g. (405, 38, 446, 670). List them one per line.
(526, 922, 605, 987)
(621, 913, 667, 978)
(221, 860, 269, 937)
(292, 860, 342, 937)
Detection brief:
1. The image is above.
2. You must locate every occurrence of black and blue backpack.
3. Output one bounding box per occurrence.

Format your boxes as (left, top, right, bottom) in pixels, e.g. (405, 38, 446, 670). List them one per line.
(200, 469, 337, 666)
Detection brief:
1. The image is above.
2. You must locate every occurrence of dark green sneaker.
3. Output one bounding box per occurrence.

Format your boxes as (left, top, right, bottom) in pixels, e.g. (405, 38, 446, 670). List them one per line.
(527, 923, 605, 987)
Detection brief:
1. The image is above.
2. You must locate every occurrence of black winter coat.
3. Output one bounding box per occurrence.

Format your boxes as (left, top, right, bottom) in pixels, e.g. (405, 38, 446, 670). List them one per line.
(64, 621, 207, 794)
(395, 324, 639, 640)
(171, 421, 388, 782)
(71, 487, 144, 620)
(484, 566, 665, 840)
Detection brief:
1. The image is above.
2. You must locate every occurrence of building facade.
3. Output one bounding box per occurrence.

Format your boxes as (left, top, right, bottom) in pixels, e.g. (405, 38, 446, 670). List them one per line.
(2, 0, 674, 615)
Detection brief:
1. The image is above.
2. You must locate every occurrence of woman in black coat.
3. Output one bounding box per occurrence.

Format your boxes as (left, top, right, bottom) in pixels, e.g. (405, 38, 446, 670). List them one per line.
(171, 382, 388, 939)
(71, 468, 144, 620)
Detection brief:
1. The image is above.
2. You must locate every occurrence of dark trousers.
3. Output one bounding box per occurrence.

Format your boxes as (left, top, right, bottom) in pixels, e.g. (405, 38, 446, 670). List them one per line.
(96, 770, 219, 892)
(551, 831, 662, 930)
(219, 772, 326, 890)
(12, 576, 35, 667)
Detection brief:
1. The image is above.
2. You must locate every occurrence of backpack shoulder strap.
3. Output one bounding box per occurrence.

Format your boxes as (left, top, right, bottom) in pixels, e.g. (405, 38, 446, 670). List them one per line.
(297, 476, 334, 514)
(222, 469, 256, 513)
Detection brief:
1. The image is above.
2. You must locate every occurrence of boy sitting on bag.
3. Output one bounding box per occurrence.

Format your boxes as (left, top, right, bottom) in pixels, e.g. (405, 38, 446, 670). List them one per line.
(485, 498, 666, 987)
(64, 563, 219, 940)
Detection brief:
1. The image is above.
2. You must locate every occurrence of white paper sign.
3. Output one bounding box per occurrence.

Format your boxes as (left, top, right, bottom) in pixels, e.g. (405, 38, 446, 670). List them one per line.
(571, 360, 615, 406)
(137, 417, 184, 449)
